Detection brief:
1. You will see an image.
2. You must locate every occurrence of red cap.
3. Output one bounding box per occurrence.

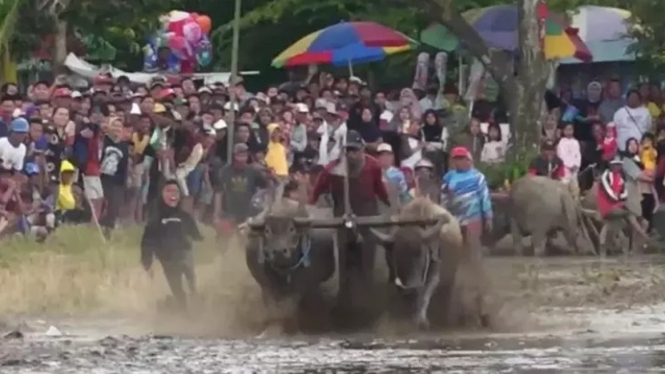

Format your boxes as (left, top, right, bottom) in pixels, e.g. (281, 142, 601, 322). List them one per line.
(158, 88, 176, 100)
(450, 146, 471, 159)
(94, 75, 114, 85)
(53, 88, 72, 98)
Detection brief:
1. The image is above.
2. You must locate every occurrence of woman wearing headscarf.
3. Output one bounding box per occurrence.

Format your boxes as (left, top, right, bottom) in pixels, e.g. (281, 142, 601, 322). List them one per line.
(398, 88, 422, 120)
(421, 109, 448, 177)
(346, 105, 382, 154)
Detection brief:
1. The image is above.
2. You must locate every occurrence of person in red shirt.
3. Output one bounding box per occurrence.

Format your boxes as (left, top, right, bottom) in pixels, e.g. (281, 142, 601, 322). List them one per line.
(309, 130, 389, 318)
(310, 129, 390, 216)
(528, 140, 565, 180)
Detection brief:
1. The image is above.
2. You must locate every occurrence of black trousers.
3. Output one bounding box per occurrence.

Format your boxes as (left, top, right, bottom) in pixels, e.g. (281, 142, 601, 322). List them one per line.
(642, 193, 656, 233)
(100, 179, 125, 230)
(160, 251, 196, 307)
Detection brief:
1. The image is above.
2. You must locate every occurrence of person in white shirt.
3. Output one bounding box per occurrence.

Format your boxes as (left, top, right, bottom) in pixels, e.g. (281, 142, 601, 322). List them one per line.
(419, 85, 443, 112)
(480, 123, 505, 164)
(613, 89, 652, 152)
(556, 122, 581, 198)
(0, 117, 29, 172)
(319, 102, 345, 163)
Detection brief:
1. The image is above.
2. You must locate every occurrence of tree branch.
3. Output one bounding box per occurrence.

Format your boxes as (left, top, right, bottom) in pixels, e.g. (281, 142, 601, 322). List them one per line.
(423, 0, 514, 87)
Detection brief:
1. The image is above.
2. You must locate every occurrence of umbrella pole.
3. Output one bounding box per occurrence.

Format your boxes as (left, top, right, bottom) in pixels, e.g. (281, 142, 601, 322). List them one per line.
(227, 0, 242, 162)
(348, 60, 354, 77)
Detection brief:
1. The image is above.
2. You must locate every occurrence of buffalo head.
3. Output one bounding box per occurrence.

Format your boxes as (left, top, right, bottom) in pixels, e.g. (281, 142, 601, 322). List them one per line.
(368, 217, 447, 289)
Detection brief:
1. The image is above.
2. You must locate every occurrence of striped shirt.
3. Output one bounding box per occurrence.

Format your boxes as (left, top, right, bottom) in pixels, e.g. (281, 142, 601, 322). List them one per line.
(441, 168, 492, 225)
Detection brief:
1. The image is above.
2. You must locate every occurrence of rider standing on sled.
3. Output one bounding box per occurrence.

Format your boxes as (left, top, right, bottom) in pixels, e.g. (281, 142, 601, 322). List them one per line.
(309, 129, 390, 310)
(141, 180, 203, 309)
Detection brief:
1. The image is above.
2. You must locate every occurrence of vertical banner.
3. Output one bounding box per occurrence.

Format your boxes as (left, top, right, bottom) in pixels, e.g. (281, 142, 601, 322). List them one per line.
(434, 52, 448, 95)
(413, 52, 430, 91)
(464, 58, 486, 104)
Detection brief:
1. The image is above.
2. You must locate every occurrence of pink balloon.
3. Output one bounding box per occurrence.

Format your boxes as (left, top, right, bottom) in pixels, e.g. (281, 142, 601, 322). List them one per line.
(168, 35, 186, 51)
(182, 21, 202, 44)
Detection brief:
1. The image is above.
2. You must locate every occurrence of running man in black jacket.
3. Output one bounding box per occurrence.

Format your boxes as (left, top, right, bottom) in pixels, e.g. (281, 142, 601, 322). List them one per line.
(141, 180, 203, 308)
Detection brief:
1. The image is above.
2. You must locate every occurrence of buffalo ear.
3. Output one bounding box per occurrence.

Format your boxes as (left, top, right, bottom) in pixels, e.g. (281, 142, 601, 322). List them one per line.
(368, 227, 395, 246)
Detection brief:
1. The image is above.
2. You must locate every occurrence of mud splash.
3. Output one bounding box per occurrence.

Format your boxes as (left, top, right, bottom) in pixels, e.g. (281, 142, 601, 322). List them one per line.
(3, 252, 665, 372)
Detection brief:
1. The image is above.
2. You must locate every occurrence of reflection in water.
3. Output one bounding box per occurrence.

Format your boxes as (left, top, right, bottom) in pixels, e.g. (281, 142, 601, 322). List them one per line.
(3, 335, 665, 373)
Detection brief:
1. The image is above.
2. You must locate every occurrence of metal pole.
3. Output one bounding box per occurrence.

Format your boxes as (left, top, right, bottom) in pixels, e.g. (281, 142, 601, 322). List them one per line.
(226, 0, 242, 162)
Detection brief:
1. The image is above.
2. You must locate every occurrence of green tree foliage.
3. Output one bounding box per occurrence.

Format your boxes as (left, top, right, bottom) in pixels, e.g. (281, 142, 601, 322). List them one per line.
(1, 0, 183, 70)
(206, 0, 509, 87)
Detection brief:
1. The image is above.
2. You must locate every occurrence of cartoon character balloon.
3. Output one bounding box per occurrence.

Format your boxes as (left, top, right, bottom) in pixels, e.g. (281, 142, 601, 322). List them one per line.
(144, 10, 212, 73)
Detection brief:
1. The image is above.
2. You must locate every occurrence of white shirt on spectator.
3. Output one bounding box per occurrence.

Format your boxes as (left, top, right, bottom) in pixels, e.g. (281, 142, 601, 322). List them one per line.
(316, 121, 331, 165)
(556, 136, 581, 183)
(613, 105, 651, 151)
(480, 140, 505, 164)
(328, 122, 347, 162)
(0, 137, 26, 172)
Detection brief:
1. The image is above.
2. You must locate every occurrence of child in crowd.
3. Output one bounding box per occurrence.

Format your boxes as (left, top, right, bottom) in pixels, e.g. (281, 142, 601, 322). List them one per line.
(528, 140, 565, 180)
(480, 123, 505, 164)
(557, 122, 581, 197)
(640, 132, 657, 173)
(602, 122, 618, 164)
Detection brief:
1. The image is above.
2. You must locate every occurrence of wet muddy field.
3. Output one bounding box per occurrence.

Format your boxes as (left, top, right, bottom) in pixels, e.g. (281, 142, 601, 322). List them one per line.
(4, 256, 665, 373)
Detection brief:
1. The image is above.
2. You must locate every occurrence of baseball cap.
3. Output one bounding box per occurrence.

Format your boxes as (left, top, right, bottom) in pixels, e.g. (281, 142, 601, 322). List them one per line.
(450, 146, 471, 159)
(25, 162, 40, 176)
(325, 102, 338, 116)
(213, 119, 228, 130)
(414, 158, 435, 169)
(377, 143, 393, 153)
(203, 126, 216, 136)
(345, 130, 364, 149)
(295, 103, 309, 113)
(153, 103, 167, 113)
(10, 117, 29, 133)
(224, 102, 239, 111)
(53, 88, 72, 98)
(158, 88, 176, 100)
(71, 91, 82, 99)
(233, 143, 249, 153)
(198, 86, 213, 94)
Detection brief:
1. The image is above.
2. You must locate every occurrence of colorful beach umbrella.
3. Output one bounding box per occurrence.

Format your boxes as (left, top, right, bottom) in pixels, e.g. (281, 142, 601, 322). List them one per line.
(462, 5, 592, 62)
(272, 21, 416, 68)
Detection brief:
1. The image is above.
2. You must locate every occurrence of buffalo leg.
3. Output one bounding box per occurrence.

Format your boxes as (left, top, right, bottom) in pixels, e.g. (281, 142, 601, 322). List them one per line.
(384, 242, 396, 284)
(414, 263, 440, 330)
(510, 218, 524, 256)
(532, 230, 547, 257)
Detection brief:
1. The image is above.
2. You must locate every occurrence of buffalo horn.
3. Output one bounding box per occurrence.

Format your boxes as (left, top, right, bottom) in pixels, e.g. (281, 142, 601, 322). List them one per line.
(247, 216, 265, 229)
(419, 216, 449, 241)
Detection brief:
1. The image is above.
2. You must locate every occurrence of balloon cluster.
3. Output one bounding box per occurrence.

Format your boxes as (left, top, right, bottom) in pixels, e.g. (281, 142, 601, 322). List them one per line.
(143, 10, 212, 73)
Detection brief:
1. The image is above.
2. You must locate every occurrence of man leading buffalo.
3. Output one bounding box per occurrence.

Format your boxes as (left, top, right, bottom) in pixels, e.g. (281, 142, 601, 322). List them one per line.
(310, 130, 390, 326)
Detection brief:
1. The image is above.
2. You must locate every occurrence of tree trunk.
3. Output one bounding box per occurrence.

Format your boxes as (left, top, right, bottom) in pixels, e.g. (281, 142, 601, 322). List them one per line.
(428, 0, 550, 159)
(53, 20, 68, 74)
(511, 0, 549, 157)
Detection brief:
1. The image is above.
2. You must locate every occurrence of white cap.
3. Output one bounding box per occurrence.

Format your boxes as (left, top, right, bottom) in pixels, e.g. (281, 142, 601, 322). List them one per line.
(295, 103, 309, 113)
(203, 125, 216, 136)
(325, 102, 338, 115)
(224, 102, 239, 111)
(315, 98, 328, 109)
(71, 91, 82, 99)
(198, 86, 213, 94)
(349, 76, 365, 85)
(12, 108, 23, 118)
(377, 143, 393, 153)
(213, 119, 228, 130)
(130, 103, 141, 115)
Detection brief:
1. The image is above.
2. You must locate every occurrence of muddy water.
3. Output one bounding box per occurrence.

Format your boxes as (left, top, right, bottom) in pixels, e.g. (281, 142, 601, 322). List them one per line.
(4, 256, 665, 373)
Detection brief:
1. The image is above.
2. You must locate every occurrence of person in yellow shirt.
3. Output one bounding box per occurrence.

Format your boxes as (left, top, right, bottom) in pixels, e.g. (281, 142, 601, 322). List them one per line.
(641, 133, 658, 172)
(265, 123, 289, 178)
